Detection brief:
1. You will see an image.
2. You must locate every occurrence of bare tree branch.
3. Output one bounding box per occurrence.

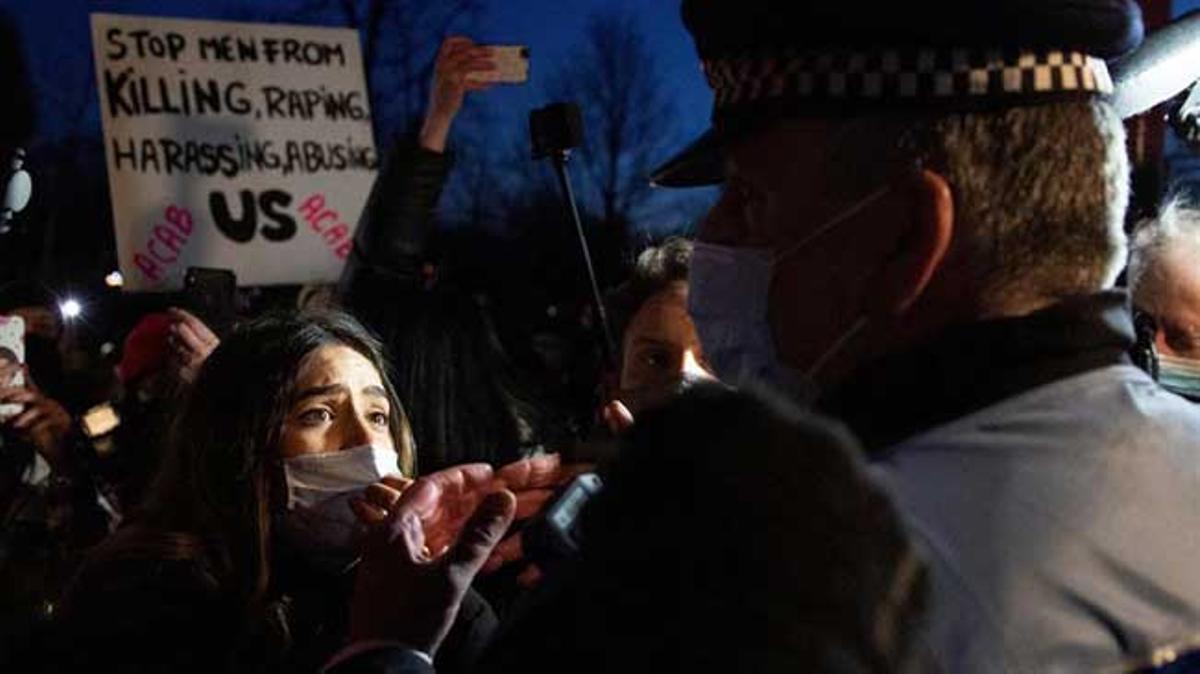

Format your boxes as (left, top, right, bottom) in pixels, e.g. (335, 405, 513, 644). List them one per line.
(545, 8, 677, 230)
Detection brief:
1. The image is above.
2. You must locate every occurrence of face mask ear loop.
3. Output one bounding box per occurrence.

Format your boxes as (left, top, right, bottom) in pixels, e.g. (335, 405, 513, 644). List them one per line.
(279, 458, 299, 511)
(805, 316, 869, 379)
(773, 185, 892, 267)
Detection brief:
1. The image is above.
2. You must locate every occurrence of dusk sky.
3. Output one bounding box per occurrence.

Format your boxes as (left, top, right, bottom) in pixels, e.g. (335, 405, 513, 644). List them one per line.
(2, 0, 712, 152)
(6, 1, 1199, 177)
(0, 0, 724, 307)
(7, 0, 1196, 289)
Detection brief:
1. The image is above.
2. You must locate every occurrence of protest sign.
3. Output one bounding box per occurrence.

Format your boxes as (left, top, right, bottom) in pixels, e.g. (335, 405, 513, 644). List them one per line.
(90, 13, 376, 291)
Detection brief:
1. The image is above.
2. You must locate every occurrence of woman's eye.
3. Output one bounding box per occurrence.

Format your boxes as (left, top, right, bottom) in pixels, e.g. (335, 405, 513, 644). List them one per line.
(367, 411, 389, 427)
(643, 349, 671, 370)
(298, 408, 333, 425)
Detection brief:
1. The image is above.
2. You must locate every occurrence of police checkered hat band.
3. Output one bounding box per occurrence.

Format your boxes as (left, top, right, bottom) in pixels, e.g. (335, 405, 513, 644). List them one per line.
(703, 48, 1113, 110)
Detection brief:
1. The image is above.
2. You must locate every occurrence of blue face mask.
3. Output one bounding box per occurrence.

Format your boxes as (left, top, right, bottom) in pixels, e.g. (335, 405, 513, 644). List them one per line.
(1157, 353, 1200, 402)
(686, 186, 889, 397)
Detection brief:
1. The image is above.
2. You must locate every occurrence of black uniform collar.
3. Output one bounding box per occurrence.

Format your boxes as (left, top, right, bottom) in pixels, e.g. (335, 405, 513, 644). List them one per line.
(821, 290, 1135, 453)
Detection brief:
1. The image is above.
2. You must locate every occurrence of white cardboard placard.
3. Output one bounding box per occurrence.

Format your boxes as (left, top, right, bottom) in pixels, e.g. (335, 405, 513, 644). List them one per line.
(91, 13, 377, 291)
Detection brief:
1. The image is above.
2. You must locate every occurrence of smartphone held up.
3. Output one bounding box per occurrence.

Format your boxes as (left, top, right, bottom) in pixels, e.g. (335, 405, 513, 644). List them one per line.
(467, 45, 530, 84)
(0, 316, 25, 421)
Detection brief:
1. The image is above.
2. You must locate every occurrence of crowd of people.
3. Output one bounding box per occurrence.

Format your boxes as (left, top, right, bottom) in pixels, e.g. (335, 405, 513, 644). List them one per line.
(3, 0, 1200, 672)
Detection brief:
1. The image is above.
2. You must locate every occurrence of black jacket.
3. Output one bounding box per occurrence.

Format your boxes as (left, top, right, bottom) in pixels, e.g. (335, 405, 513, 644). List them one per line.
(49, 550, 495, 673)
(337, 139, 557, 472)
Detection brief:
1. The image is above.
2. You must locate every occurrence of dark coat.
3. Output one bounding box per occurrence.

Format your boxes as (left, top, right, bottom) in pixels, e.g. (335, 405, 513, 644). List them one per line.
(47, 550, 495, 673)
(337, 139, 555, 472)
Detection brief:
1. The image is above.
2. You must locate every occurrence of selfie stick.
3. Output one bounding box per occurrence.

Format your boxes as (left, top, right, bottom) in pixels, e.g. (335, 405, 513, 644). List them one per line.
(530, 103, 617, 367)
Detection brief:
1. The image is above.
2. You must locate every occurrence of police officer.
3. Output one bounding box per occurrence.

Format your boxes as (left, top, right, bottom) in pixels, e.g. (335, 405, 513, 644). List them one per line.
(653, 1, 1200, 671)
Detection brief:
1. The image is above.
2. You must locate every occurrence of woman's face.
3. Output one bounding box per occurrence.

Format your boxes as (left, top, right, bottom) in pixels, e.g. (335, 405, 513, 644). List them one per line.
(620, 281, 714, 394)
(277, 344, 396, 458)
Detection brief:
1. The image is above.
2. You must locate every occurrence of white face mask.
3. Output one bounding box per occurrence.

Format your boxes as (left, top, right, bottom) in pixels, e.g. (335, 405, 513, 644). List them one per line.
(687, 187, 889, 397)
(279, 444, 400, 571)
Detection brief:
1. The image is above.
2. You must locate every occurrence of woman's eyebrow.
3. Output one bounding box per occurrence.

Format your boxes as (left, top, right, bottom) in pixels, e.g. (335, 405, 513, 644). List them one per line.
(363, 385, 388, 400)
(293, 384, 346, 402)
(633, 336, 674, 348)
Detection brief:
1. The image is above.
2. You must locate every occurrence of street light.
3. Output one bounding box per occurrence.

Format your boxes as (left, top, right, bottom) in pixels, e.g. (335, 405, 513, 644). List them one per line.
(59, 298, 82, 320)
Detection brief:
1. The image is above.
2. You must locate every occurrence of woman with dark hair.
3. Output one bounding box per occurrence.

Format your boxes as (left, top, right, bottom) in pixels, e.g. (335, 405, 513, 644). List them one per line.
(52, 310, 495, 672)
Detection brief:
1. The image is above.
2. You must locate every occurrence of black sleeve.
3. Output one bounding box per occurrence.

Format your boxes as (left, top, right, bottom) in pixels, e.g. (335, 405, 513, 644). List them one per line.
(326, 647, 437, 674)
(338, 139, 452, 299)
(434, 586, 499, 674)
(338, 138, 452, 350)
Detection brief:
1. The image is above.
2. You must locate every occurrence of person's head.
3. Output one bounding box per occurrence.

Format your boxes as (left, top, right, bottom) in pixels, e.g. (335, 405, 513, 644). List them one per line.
(1129, 198, 1200, 359)
(296, 283, 339, 311)
(607, 238, 714, 411)
(117, 312, 172, 398)
(386, 289, 556, 471)
(137, 310, 413, 600)
(665, 1, 1139, 392)
(708, 103, 1127, 386)
(489, 385, 926, 672)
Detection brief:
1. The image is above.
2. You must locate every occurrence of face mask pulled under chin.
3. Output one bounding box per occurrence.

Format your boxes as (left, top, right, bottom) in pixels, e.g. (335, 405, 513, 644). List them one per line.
(278, 444, 400, 572)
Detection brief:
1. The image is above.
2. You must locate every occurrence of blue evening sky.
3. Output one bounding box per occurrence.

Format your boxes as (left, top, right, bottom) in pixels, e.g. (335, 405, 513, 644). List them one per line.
(1, 0, 712, 152)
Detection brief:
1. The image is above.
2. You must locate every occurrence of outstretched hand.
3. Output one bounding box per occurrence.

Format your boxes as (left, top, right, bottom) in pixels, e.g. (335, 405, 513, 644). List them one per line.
(348, 464, 517, 655)
(352, 454, 592, 584)
(484, 454, 594, 579)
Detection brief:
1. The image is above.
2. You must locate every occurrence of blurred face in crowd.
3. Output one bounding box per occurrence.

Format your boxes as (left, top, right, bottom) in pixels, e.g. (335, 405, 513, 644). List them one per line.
(620, 281, 713, 409)
(1145, 246, 1200, 359)
(697, 118, 955, 388)
(277, 344, 396, 458)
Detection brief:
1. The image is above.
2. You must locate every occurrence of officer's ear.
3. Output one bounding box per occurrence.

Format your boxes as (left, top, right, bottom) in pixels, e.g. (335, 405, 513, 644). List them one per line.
(867, 168, 954, 317)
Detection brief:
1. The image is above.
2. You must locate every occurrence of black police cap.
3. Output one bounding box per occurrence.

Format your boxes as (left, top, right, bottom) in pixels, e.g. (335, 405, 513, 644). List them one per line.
(653, 0, 1145, 187)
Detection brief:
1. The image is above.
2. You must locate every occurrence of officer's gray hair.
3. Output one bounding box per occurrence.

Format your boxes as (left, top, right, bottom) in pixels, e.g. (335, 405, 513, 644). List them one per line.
(830, 100, 1129, 314)
(1128, 197, 1200, 311)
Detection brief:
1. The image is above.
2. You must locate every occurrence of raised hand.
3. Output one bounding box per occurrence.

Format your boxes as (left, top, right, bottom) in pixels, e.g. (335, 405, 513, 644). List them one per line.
(419, 36, 496, 152)
(0, 363, 74, 472)
(166, 307, 220, 384)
